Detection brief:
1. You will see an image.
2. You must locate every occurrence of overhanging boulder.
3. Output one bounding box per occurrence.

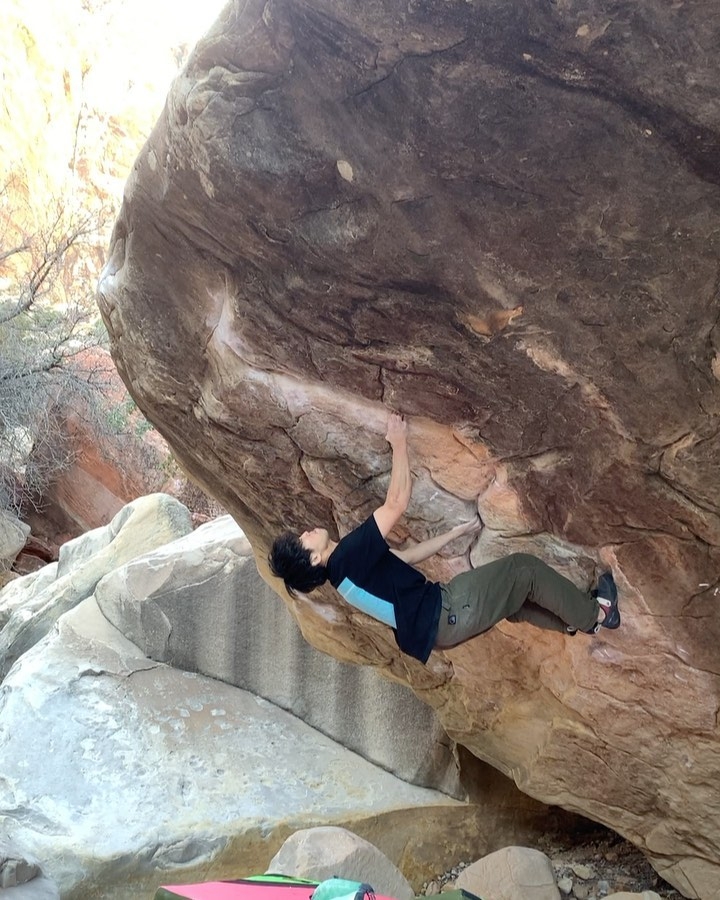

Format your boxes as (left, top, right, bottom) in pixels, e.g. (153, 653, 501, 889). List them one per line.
(98, 2, 720, 896)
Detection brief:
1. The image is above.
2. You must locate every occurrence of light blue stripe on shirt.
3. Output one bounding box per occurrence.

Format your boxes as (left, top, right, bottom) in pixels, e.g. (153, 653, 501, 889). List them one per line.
(337, 577, 397, 628)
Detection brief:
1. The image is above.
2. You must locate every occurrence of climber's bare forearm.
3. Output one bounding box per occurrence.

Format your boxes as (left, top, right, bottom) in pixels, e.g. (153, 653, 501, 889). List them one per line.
(374, 413, 412, 537)
(391, 518, 481, 566)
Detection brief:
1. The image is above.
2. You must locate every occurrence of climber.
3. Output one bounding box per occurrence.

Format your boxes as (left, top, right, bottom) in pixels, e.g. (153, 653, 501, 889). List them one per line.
(268, 412, 620, 665)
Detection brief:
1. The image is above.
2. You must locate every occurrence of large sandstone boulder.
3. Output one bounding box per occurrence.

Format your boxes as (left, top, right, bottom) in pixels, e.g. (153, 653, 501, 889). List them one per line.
(98, 1, 720, 896)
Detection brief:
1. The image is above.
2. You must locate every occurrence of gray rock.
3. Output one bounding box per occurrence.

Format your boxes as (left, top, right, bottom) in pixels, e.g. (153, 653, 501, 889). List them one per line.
(572, 863, 596, 880)
(0, 511, 29, 571)
(54, 494, 190, 577)
(603, 893, 662, 900)
(0, 564, 58, 629)
(0, 840, 39, 887)
(0, 876, 60, 899)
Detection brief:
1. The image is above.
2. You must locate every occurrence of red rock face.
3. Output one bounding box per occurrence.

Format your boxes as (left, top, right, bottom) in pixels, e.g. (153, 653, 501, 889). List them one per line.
(23, 351, 221, 554)
(98, 2, 720, 896)
(20, 352, 161, 551)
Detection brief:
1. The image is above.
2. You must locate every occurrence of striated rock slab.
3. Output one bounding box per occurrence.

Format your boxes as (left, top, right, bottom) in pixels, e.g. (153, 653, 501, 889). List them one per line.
(98, 2, 720, 897)
(94, 514, 462, 795)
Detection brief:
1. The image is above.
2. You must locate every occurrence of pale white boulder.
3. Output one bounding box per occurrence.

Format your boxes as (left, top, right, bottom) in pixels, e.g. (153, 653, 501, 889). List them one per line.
(94, 514, 251, 661)
(54, 493, 189, 576)
(267, 827, 414, 900)
(0, 838, 58, 899)
(456, 846, 560, 900)
(0, 493, 192, 677)
(0, 564, 58, 629)
(0, 595, 465, 899)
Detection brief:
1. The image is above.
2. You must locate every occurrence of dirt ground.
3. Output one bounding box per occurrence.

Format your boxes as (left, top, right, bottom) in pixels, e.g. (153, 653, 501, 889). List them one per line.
(424, 826, 686, 899)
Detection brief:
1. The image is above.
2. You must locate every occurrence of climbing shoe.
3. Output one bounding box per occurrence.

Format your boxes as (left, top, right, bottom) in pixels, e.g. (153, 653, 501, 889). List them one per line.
(594, 571, 620, 629)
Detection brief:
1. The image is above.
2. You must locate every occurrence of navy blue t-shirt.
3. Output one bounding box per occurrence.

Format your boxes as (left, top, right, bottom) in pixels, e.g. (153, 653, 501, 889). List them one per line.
(326, 515, 442, 664)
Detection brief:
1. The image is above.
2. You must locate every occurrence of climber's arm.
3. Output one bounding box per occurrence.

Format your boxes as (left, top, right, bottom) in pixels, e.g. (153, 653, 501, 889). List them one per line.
(391, 518, 482, 566)
(373, 413, 412, 538)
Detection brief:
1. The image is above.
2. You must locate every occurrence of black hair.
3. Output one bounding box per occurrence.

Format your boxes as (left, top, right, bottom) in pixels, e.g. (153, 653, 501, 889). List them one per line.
(268, 532, 328, 596)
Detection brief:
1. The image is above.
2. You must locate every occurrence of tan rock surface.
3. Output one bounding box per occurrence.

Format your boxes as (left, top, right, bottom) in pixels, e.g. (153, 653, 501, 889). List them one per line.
(267, 827, 414, 900)
(605, 894, 662, 900)
(98, 2, 720, 897)
(456, 846, 559, 900)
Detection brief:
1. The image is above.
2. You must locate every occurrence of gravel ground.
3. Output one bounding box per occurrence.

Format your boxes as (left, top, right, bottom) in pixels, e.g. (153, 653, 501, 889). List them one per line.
(422, 828, 685, 899)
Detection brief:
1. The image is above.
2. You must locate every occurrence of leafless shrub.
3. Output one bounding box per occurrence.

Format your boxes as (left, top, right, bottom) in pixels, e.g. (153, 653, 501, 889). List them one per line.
(0, 176, 111, 514)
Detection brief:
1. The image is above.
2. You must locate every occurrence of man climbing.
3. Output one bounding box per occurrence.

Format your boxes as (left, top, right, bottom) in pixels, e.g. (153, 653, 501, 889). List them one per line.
(269, 412, 620, 664)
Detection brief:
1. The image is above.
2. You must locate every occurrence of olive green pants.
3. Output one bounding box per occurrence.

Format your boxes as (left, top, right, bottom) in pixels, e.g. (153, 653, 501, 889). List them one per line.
(435, 553, 599, 648)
